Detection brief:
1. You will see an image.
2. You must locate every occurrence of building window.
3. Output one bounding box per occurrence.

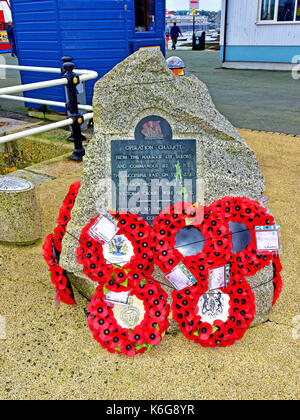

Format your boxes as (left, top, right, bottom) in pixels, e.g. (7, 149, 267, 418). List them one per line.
(261, 0, 276, 20)
(135, 0, 156, 32)
(259, 0, 300, 21)
(277, 0, 295, 20)
(296, 0, 300, 19)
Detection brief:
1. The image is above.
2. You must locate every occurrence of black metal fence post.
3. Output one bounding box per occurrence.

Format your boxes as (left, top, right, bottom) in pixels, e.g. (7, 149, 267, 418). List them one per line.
(62, 61, 85, 161)
(61, 56, 74, 75)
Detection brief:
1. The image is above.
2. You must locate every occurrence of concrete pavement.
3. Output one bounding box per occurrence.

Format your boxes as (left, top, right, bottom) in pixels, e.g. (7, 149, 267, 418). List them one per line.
(167, 50, 300, 135)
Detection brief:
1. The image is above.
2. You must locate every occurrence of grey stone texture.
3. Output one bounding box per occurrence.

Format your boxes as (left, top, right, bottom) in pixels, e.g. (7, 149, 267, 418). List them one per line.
(0, 177, 41, 244)
(247, 263, 275, 327)
(7, 169, 52, 187)
(60, 48, 275, 325)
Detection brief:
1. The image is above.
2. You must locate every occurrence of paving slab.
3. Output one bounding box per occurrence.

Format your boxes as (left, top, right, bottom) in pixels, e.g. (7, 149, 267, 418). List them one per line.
(0, 117, 30, 136)
(7, 169, 52, 187)
(27, 154, 82, 179)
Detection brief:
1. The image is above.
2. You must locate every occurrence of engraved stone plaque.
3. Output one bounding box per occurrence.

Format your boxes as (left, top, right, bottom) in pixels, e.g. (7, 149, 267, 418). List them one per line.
(111, 116, 197, 224)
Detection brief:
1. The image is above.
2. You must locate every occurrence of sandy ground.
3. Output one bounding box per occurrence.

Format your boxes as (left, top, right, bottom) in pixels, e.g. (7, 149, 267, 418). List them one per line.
(0, 130, 299, 400)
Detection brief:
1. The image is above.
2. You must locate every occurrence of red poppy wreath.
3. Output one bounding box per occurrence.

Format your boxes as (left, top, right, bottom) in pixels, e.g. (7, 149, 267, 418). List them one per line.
(87, 276, 170, 356)
(271, 253, 283, 306)
(171, 269, 256, 348)
(77, 212, 154, 292)
(42, 181, 81, 305)
(209, 197, 276, 277)
(152, 201, 232, 282)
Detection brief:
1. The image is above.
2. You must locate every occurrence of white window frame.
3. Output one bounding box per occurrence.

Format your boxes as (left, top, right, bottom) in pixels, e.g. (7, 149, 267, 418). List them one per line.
(257, 0, 300, 24)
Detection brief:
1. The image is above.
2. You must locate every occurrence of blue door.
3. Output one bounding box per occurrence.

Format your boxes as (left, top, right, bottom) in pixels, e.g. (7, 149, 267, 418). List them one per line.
(129, 0, 166, 54)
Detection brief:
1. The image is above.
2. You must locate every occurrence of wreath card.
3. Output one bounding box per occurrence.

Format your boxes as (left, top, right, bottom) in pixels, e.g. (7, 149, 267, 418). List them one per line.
(165, 262, 197, 291)
(89, 212, 119, 244)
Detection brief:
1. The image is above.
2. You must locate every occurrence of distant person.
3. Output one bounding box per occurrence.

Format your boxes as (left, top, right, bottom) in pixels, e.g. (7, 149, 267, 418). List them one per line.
(6, 22, 17, 57)
(284, 8, 293, 21)
(170, 22, 182, 50)
(165, 29, 170, 50)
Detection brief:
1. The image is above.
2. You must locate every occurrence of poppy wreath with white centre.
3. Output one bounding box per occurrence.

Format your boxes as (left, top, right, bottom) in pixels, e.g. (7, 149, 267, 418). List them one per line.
(87, 277, 170, 357)
(152, 201, 232, 281)
(77, 212, 154, 292)
(42, 181, 81, 305)
(209, 197, 276, 277)
(171, 269, 256, 348)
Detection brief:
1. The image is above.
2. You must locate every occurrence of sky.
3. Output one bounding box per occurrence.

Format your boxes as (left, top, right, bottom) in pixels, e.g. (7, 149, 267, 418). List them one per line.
(166, 0, 222, 12)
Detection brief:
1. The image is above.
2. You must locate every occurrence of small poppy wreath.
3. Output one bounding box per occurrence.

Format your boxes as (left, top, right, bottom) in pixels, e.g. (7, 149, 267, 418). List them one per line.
(171, 270, 256, 348)
(43, 234, 76, 305)
(77, 212, 154, 292)
(87, 277, 170, 357)
(272, 253, 283, 306)
(42, 181, 81, 305)
(53, 181, 81, 253)
(152, 201, 231, 279)
(209, 197, 275, 277)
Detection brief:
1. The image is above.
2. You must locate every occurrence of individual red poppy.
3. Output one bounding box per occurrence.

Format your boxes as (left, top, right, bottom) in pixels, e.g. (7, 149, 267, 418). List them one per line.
(142, 283, 159, 299)
(197, 323, 213, 341)
(98, 323, 117, 341)
(53, 227, 64, 252)
(42, 234, 57, 268)
(126, 267, 143, 286)
(49, 265, 63, 286)
(144, 328, 162, 346)
(89, 303, 109, 319)
(120, 341, 136, 357)
(212, 319, 227, 334)
(108, 332, 124, 350)
(149, 307, 167, 324)
(155, 249, 183, 274)
(128, 327, 145, 346)
(89, 316, 111, 333)
(148, 296, 166, 311)
(93, 266, 113, 283)
(234, 313, 250, 329)
(272, 254, 283, 305)
(49, 267, 76, 305)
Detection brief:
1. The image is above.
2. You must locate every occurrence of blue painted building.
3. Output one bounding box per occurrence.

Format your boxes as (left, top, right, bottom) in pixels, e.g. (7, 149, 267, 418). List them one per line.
(11, 0, 166, 106)
(221, 0, 300, 70)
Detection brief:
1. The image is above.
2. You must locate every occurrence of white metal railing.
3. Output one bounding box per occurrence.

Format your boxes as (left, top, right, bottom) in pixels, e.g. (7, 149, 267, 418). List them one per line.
(0, 94, 93, 112)
(0, 64, 97, 146)
(0, 113, 94, 145)
(0, 65, 98, 95)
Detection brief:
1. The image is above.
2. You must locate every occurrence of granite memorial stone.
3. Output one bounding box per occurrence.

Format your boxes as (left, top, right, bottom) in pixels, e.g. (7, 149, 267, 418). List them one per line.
(60, 48, 275, 326)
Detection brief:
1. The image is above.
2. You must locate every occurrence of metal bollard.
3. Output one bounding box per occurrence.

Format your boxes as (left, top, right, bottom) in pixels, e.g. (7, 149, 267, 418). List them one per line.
(61, 56, 74, 75)
(61, 57, 86, 144)
(63, 61, 85, 161)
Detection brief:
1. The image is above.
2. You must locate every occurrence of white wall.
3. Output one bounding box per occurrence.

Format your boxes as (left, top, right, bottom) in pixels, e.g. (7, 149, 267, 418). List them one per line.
(221, 0, 300, 46)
